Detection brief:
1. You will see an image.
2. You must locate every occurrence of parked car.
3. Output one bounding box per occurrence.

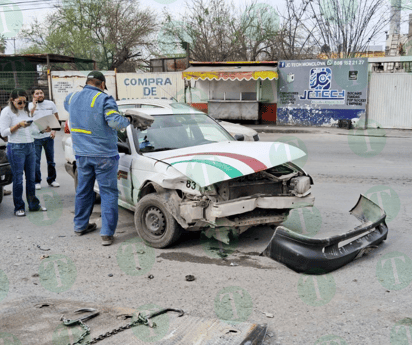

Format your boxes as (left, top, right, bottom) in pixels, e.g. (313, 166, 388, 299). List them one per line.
(0, 137, 12, 204)
(116, 99, 260, 141)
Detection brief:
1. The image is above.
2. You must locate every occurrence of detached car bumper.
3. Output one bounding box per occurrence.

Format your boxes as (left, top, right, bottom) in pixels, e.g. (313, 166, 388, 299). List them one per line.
(262, 195, 388, 274)
(0, 163, 12, 186)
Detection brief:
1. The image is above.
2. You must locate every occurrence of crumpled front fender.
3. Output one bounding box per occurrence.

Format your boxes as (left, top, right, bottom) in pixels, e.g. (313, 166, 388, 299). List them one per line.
(262, 195, 388, 274)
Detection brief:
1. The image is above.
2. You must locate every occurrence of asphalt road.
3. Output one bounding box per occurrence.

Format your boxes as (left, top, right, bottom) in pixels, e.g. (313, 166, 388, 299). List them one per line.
(0, 129, 411, 345)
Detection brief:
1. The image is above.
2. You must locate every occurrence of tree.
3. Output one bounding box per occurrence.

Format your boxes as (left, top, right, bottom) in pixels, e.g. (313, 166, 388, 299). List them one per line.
(270, 0, 319, 60)
(20, 0, 157, 70)
(160, 0, 281, 62)
(0, 35, 6, 54)
(303, 0, 392, 58)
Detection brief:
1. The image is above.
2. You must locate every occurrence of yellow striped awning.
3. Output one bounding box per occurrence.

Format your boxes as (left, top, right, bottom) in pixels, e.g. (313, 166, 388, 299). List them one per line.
(182, 65, 278, 81)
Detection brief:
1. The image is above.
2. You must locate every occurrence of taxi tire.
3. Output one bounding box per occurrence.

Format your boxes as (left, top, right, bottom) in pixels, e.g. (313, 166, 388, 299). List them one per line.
(135, 193, 182, 248)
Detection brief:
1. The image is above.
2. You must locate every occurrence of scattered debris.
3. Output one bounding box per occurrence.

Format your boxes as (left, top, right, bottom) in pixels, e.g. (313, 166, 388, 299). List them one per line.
(259, 311, 274, 318)
(116, 314, 133, 320)
(31, 273, 39, 278)
(17, 236, 21, 239)
(34, 303, 51, 308)
(37, 245, 50, 251)
(230, 263, 239, 266)
(148, 274, 154, 279)
(40, 255, 49, 260)
(185, 275, 195, 282)
(108, 274, 113, 277)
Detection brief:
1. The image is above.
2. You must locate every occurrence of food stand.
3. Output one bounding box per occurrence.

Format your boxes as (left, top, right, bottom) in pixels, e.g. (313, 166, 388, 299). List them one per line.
(182, 61, 278, 123)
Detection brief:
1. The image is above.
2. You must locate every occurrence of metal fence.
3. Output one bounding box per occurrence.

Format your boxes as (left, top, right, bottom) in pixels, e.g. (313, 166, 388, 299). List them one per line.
(0, 71, 49, 109)
(371, 61, 412, 73)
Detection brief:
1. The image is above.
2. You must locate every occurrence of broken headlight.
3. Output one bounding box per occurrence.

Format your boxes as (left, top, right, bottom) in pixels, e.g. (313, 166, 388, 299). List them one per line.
(289, 176, 311, 197)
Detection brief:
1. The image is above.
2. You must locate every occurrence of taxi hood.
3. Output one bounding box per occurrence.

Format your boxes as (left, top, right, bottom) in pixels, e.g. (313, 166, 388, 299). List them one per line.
(145, 141, 306, 187)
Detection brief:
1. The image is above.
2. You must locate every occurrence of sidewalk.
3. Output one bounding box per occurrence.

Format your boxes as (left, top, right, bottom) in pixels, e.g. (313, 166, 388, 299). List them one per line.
(246, 125, 412, 138)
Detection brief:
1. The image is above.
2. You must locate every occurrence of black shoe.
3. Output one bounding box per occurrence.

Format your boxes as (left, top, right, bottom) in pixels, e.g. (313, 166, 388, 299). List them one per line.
(75, 223, 97, 236)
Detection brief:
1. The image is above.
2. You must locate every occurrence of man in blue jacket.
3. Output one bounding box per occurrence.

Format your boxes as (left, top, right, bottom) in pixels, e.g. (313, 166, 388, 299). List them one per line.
(64, 71, 130, 246)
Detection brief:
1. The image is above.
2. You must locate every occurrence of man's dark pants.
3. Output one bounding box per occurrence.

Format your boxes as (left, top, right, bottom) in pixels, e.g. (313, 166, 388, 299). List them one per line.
(34, 137, 56, 184)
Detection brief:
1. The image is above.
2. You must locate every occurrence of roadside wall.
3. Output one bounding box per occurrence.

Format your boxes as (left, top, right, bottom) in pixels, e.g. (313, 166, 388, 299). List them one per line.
(277, 58, 368, 126)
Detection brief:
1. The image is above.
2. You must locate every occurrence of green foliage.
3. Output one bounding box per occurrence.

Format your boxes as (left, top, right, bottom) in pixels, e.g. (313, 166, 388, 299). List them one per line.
(20, 0, 157, 70)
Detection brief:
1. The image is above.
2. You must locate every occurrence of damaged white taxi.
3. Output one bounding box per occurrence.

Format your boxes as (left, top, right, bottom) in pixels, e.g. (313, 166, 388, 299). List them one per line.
(64, 108, 388, 274)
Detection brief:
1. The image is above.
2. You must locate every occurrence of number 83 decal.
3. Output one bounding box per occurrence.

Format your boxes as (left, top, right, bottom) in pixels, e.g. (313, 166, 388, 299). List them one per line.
(186, 180, 196, 190)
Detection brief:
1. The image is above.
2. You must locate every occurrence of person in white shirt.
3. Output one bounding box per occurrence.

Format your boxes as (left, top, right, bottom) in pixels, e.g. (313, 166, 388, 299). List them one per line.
(0, 89, 47, 216)
(30, 89, 60, 189)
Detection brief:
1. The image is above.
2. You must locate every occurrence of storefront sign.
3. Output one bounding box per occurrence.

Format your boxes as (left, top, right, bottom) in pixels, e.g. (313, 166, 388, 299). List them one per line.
(277, 58, 368, 126)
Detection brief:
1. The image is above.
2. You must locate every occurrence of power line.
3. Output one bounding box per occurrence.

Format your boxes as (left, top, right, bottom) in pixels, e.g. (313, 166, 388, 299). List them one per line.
(0, 4, 60, 12)
(0, 0, 59, 6)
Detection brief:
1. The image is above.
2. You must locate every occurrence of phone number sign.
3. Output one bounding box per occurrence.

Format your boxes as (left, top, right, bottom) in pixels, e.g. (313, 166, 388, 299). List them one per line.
(278, 58, 368, 109)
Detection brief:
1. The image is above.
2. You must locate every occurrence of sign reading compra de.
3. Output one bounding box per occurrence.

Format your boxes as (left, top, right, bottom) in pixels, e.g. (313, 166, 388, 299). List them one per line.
(117, 72, 185, 101)
(277, 58, 368, 126)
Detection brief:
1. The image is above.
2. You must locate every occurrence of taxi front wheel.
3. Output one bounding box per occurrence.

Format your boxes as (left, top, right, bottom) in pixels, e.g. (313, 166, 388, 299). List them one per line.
(134, 193, 182, 248)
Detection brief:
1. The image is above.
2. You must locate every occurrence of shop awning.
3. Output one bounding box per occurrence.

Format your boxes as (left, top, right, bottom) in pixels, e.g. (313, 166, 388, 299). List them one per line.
(183, 63, 278, 81)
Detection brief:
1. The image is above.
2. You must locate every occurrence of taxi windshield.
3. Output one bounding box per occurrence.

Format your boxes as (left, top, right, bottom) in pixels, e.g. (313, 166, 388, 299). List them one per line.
(136, 114, 234, 152)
